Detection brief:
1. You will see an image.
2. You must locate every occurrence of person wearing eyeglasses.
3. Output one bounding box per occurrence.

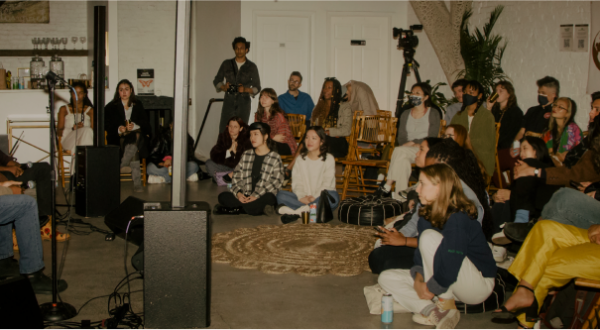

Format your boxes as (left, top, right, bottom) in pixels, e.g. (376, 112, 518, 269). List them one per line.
(278, 72, 314, 126)
(541, 97, 583, 163)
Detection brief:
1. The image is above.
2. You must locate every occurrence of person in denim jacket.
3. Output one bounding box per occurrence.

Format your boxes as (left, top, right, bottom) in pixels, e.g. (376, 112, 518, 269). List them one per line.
(213, 36, 261, 133)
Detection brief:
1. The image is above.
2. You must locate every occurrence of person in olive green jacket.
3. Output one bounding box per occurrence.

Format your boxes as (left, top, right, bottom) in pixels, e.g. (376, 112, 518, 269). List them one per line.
(450, 81, 496, 177)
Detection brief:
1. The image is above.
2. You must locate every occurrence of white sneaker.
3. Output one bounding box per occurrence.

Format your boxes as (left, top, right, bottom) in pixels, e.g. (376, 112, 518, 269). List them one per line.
(147, 175, 166, 184)
(186, 173, 199, 182)
(492, 245, 507, 263)
(412, 313, 435, 326)
(497, 256, 514, 270)
(277, 204, 310, 215)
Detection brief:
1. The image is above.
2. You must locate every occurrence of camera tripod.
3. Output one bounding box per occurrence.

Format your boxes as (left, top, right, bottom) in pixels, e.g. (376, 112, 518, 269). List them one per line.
(394, 51, 421, 118)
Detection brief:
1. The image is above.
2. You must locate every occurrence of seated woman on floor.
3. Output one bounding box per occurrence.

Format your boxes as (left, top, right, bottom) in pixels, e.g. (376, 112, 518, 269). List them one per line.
(213, 122, 284, 216)
(443, 124, 488, 182)
(104, 79, 151, 192)
(375, 82, 441, 200)
(57, 81, 94, 154)
(542, 97, 583, 163)
(490, 219, 600, 328)
(146, 122, 200, 183)
(378, 164, 496, 329)
(206, 116, 252, 182)
(276, 127, 339, 221)
(255, 88, 297, 156)
(450, 80, 496, 178)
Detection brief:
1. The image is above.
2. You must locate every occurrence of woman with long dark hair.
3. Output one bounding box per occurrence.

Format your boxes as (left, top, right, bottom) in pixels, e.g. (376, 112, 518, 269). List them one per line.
(255, 88, 296, 156)
(104, 79, 151, 192)
(542, 97, 583, 162)
(57, 82, 94, 153)
(450, 80, 496, 177)
(206, 116, 252, 182)
(378, 164, 496, 329)
(276, 126, 339, 219)
(311, 78, 342, 127)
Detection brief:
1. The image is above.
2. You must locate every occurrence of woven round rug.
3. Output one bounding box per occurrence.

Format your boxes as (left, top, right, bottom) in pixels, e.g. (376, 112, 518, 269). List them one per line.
(212, 223, 378, 277)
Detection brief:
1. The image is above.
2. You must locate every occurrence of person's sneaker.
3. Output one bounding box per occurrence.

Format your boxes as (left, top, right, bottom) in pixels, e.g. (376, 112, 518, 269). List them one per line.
(373, 181, 391, 198)
(120, 166, 132, 174)
(147, 175, 166, 184)
(0, 258, 20, 279)
(263, 205, 276, 216)
(412, 313, 435, 326)
(277, 204, 310, 215)
(496, 256, 514, 270)
(427, 299, 460, 329)
(492, 245, 507, 263)
(186, 173, 199, 182)
(213, 204, 241, 215)
(492, 230, 512, 245)
(281, 214, 300, 224)
(222, 174, 232, 183)
(25, 270, 68, 294)
(504, 222, 535, 243)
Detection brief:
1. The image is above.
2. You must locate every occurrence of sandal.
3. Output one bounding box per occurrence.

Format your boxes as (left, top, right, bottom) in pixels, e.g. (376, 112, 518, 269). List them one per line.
(13, 229, 18, 251)
(491, 285, 539, 324)
(40, 220, 70, 242)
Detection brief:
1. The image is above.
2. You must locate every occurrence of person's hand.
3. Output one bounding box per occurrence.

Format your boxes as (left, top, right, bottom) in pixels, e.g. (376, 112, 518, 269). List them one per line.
(586, 191, 596, 198)
(237, 85, 245, 93)
(493, 189, 511, 203)
(414, 273, 435, 300)
(230, 140, 238, 153)
(579, 181, 592, 192)
(119, 126, 127, 133)
(377, 227, 407, 246)
(6, 166, 23, 178)
(299, 196, 312, 205)
(402, 141, 416, 147)
(272, 134, 285, 143)
(588, 224, 600, 245)
(127, 122, 135, 131)
(1, 180, 21, 187)
(510, 147, 520, 158)
(220, 83, 230, 92)
(514, 160, 535, 179)
(325, 130, 330, 136)
(163, 159, 172, 167)
(486, 96, 496, 110)
(243, 195, 257, 204)
(237, 192, 248, 203)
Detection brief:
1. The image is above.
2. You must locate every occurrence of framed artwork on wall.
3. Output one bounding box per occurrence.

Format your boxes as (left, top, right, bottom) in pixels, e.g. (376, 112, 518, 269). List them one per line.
(0, 1, 50, 24)
(17, 68, 30, 78)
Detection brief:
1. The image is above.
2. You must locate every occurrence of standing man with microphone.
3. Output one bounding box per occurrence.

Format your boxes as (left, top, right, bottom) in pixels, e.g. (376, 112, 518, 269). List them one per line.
(213, 37, 261, 133)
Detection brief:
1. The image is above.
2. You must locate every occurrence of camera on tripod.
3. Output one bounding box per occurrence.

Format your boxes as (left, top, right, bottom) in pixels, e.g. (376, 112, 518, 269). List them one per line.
(392, 25, 423, 50)
(227, 83, 242, 94)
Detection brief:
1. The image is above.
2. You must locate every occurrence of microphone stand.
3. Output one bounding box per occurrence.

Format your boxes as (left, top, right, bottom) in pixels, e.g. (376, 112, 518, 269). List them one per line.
(39, 77, 77, 321)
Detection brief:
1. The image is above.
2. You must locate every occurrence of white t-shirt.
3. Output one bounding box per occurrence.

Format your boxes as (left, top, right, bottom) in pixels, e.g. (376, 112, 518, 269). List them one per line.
(468, 114, 474, 130)
(123, 102, 141, 131)
(406, 108, 430, 142)
(236, 60, 245, 71)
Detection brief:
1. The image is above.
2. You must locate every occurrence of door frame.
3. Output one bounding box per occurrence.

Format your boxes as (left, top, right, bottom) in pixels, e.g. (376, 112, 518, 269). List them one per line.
(326, 11, 392, 109)
(252, 10, 316, 97)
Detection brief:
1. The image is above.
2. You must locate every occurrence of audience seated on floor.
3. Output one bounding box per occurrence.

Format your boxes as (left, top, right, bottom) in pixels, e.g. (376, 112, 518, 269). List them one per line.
(57, 81, 94, 154)
(278, 71, 314, 126)
(377, 82, 441, 200)
(444, 79, 467, 123)
(147, 121, 200, 184)
(541, 97, 583, 163)
(518, 76, 560, 140)
(490, 220, 600, 328)
(450, 80, 496, 178)
(213, 122, 284, 216)
(378, 164, 496, 329)
(104, 79, 151, 192)
(276, 126, 340, 223)
(443, 124, 488, 183)
(206, 116, 252, 183)
(255, 88, 297, 156)
(343, 80, 380, 116)
(487, 81, 524, 187)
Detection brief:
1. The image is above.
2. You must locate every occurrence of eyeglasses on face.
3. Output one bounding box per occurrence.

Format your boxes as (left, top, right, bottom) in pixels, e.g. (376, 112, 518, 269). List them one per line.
(552, 103, 568, 112)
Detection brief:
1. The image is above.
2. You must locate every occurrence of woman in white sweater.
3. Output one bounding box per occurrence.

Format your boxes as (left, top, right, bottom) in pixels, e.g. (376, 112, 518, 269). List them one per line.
(276, 126, 339, 214)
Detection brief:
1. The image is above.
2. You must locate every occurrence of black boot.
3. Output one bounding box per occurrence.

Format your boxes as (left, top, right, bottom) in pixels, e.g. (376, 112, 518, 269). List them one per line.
(213, 204, 242, 215)
(0, 258, 20, 279)
(24, 270, 68, 294)
(280, 214, 300, 224)
(39, 215, 50, 228)
(504, 222, 536, 243)
(373, 181, 391, 198)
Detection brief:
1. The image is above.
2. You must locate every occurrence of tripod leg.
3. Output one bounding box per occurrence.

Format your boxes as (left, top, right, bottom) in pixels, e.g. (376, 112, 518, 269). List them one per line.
(395, 63, 410, 118)
(412, 62, 422, 83)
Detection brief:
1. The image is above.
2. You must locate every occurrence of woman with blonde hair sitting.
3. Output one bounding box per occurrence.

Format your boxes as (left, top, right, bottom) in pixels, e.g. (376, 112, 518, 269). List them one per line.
(542, 97, 583, 163)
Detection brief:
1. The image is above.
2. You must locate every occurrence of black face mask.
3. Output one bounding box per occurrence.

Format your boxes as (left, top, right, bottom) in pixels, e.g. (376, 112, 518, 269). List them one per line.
(538, 94, 549, 106)
(462, 94, 478, 107)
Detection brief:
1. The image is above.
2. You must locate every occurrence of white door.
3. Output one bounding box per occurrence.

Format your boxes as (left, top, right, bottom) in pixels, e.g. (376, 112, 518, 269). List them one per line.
(329, 16, 390, 110)
(255, 15, 311, 101)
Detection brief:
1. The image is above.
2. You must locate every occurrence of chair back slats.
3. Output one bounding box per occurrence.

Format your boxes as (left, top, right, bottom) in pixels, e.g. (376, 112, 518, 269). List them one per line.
(438, 119, 447, 138)
(284, 114, 306, 141)
(346, 115, 398, 162)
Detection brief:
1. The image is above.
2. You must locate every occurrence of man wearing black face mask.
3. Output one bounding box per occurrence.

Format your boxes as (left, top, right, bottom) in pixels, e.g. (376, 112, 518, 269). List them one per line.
(516, 76, 560, 142)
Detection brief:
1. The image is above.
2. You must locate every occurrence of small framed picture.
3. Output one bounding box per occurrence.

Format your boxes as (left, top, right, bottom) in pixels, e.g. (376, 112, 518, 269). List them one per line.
(17, 67, 30, 77)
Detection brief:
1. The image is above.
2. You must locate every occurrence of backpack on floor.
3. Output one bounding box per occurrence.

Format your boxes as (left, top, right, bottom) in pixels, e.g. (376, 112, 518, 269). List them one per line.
(540, 280, 600, 329)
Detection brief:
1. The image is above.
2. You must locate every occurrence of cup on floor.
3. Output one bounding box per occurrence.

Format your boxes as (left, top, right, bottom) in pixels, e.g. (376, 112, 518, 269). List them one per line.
(301, 212, 309, 224)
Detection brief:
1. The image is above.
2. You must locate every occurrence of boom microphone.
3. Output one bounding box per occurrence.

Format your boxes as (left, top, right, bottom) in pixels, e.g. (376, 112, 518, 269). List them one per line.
(45, 71, 70, 86)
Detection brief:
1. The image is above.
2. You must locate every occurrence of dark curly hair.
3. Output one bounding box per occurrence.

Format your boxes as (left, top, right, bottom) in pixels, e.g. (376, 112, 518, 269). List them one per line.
(321, 78, 342, 121)
(300, 126, 328, 161)
(232, 36, 250, 51)
(426, 138, 493, 240)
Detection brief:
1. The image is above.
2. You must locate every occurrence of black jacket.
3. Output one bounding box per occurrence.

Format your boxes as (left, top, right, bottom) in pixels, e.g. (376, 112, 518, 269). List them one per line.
(492, 105, 524, 150)
(148, 127, 196, 167)
(104, 99, 152, 156)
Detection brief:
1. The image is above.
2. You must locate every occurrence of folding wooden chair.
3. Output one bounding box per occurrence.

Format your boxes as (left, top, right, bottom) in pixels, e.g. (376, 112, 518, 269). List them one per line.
(340, 115, 398, 200)
(105, 131, 148, 186)
(488, 122, 503, 192)
(284, 113, 306, 143)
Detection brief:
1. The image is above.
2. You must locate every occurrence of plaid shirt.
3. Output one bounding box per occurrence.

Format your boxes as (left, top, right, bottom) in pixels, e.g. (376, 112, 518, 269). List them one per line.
(231, 149, 284, 198)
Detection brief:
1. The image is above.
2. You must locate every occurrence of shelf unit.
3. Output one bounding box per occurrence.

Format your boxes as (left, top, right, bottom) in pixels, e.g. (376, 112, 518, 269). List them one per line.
(0, 50, 88, 57)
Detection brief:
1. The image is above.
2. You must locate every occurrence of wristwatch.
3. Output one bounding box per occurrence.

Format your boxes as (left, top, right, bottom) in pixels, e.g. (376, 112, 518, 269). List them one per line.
(534, 168, 540, 177)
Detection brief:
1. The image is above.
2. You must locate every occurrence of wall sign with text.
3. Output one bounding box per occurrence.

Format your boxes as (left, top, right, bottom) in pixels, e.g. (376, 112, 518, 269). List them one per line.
(137, 69, 154, 95)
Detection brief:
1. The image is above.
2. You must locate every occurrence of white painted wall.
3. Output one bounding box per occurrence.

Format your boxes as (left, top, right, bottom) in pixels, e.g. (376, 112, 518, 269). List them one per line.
(412, 1, 592, 128)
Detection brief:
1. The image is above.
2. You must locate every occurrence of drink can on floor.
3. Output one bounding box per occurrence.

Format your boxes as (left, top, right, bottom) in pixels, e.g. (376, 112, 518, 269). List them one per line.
(309, 204, 317, 223)
(381, 294, 393, 324)
(227, 183, 232, 190)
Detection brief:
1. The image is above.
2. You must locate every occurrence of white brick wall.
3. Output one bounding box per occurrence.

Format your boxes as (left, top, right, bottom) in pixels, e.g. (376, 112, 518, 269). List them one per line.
(0, 1, 88, 82)
(412, 1, 592, 129)
(116, 1, 176, 97)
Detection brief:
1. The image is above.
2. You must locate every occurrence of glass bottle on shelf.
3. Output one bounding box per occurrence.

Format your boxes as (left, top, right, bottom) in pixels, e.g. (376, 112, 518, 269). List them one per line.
(29, 55, 45, 89)
(49, 55, 65, 89)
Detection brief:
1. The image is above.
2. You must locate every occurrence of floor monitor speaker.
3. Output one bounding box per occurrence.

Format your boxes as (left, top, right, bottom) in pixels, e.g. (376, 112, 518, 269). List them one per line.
(144, 202, 211, 328)
(75, 146, 120, 217)
(103, 196, 145, 246)
(0, 276, 44, 328)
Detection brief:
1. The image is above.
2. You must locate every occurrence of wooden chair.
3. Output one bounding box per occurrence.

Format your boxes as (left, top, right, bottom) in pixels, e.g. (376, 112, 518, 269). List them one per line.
(284, 113, 306, 143)
(488, 122, 503, 192)
(105, 131, 148, 186)
(57, 136, 71, 188)
(340, 115, 398, 200)
(438, 119, 447, 138)
(376, 110, 392, 117)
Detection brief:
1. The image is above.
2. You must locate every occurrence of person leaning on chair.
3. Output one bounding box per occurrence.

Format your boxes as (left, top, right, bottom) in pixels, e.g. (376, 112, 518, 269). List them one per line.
(104, 79, 151, 192)
(213, 36, 261, 133)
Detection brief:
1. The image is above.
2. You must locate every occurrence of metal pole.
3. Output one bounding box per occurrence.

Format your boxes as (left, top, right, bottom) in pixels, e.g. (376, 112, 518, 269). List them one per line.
(93, 6, 106, 147)
(171, 0, 192, 208)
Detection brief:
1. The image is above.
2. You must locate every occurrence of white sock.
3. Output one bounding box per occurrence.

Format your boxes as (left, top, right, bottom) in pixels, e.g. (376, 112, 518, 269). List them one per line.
(383, 184, 392, 192)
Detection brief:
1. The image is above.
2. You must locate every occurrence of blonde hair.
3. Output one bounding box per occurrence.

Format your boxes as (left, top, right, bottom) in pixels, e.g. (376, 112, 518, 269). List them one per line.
(418, 164, 478, 229)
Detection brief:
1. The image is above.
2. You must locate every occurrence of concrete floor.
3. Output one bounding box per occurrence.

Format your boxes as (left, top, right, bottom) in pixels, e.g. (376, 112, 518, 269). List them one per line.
(24, 179, 514, 329)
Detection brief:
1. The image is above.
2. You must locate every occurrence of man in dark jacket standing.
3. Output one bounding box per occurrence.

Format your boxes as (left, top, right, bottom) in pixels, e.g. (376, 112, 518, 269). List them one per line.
(213, 36, 261, 133)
